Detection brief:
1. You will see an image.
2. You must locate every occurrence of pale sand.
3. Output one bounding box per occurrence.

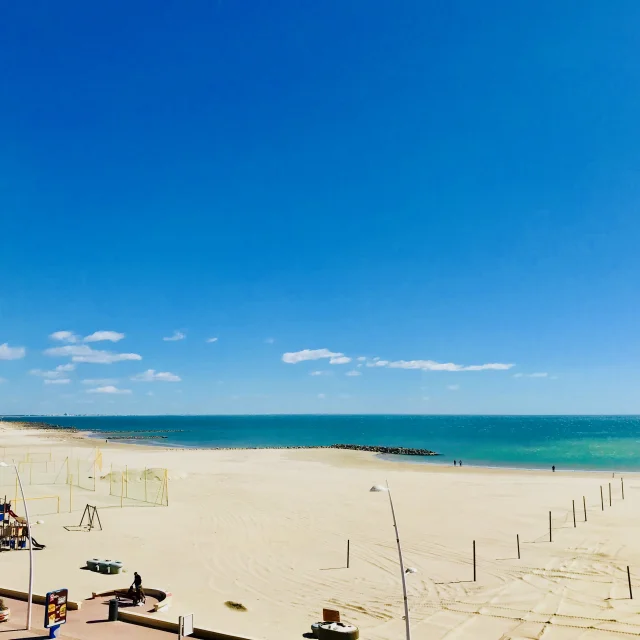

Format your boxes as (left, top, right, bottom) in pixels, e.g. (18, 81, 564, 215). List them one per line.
(2, 421, 640, 638)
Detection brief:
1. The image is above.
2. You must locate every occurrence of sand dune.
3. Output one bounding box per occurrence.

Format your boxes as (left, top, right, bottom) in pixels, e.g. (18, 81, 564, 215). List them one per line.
(1, 421, 640, 638)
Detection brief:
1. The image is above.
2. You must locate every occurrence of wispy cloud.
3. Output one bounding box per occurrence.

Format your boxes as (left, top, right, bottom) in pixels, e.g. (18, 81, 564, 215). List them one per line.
(44, 345, 142, 364)
(265, 338, 275, 344)
(356, 357, 367, 362)
(385, 359, 514, 371)
(329, 356, 352, 365)
(282, 349, 347, 364)
(163, 331, 185, 342)
(82, 378, 119, 385)
(84, 331, 125, 343)
(49, 331, 79, 343)
(514, 372, 548, 378)
(317, 393, 326, 399)
(0, 343, 26, 360)
(131, 369, 181, 382)
(56, 363, 75, 372)
(310, 370, 330, 376)
(86, 385, 132, 394)
(44, 379, 71, 385)
(447, 384, 460, 391)
(346, 370, 361, 377)
(206, 337, 218, 343)
(0, 378, 6, 384)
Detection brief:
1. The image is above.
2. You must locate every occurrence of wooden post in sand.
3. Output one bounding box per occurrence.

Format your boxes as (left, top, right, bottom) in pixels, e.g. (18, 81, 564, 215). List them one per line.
(549, 511, 552, 542)
(583, 496, 587, 522)
(517, 534, 520, 560)
(572, 500, 576, 528)
(473, 540, 476, 582)
(628, 566, 633, 600)
(600, 486, 604, 511)
(347, 539, 350, 569)
(622, 477, 625, 500)
(609, 482, 612, 507)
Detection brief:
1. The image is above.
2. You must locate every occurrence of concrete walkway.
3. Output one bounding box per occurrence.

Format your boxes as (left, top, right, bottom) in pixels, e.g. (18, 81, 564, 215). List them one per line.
(0, 595, 178, 639)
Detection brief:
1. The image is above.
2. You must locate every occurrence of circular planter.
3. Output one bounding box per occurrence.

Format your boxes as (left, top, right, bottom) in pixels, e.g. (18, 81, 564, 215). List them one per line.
(314, 622, 359, 640)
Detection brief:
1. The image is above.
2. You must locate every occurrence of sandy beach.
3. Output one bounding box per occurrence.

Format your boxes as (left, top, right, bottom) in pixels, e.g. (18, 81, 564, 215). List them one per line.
(2, 421, 640, 639)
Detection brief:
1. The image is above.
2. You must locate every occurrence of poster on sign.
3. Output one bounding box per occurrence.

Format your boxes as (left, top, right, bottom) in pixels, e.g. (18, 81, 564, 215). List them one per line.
(44, 589, 68, 628)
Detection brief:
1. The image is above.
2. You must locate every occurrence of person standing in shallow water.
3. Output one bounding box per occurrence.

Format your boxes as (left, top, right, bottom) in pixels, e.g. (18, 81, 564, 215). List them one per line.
(552, 465, 556, 472)
(454, 460, 457, 467)
(459, 460, 462, 467)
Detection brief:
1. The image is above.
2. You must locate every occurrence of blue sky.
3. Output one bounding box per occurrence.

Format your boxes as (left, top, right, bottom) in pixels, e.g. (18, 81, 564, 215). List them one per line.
(1, 1, 640, 415)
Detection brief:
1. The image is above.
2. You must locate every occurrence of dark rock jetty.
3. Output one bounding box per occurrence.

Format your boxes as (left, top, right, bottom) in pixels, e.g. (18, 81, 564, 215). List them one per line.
(331, 444, 439, 456)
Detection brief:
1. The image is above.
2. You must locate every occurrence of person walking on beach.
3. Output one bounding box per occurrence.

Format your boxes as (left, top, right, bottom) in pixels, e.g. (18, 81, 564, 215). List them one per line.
(459, 460, 462, 467)
(552, 465, 555, 472)
(454, 460, 457, 467)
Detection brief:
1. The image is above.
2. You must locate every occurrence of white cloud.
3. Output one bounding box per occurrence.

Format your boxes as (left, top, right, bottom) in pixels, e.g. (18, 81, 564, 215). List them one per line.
(514, 372, 549, 378)
(385, 359, 514, 372)
(310, 370, 329, 376)
(30, 369, 62, 379)
(329, 356, 352, 365)
(447, 384, 460, 391)
(282, 348, 345, 364)
(0, 343, 26, 360)
(206, 337, 218, 343)
(83, 331, 125, 343)
(82, 378, 119, 385)
(346, 370, 361, 377)
(317, 393, 326, 399)
(163, 331, 185, 342)
(56, 363, 75, 372)
(49, 331, 79, 343)
(366, 360, 389, 367)
(44, 379, 71, 385)
(44, 345, 142, 364)
(131, 369, 181, 382)
(265, 338, 275, 344)
(356, 357, 367, 362)
(86, 385, 132, 394)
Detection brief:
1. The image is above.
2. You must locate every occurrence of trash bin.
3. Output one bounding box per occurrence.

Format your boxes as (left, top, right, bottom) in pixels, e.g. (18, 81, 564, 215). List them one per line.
(86, 558, 100, 571)
(108, 598, 118, 621)
(99, 560, 112, 574)
(109, 561, 123, 575)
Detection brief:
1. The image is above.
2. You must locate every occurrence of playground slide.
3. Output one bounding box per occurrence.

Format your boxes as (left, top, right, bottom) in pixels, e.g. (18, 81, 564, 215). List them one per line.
(31, 537, 45, 550)
(8, 510, 26, 525)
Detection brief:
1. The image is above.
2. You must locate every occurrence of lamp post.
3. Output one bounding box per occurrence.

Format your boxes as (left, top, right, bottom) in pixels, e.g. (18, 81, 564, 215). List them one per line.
(370, 483, 411, 640)
(0, 462, 33, 630)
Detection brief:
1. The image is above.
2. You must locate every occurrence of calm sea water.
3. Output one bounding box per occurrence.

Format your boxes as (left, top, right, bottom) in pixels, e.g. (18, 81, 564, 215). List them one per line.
(4, 415, 640, 471)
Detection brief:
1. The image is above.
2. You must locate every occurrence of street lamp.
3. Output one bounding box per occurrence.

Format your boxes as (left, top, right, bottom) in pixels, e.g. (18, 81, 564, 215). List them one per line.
(0, 461, 33, 630)
(370, 483, 411, 640)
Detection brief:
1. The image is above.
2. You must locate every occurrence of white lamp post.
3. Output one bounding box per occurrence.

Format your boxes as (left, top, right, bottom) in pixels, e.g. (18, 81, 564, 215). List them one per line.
(0, 461, 33, 630)
(370, 483, 411, 640)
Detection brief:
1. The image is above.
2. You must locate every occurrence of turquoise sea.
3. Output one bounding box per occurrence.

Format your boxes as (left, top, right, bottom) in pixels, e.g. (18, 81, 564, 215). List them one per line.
(4, 415, 640, 471)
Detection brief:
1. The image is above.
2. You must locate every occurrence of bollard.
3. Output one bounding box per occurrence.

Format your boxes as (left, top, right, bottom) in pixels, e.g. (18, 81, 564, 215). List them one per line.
(473, 540, 476, 582)
(108, 598, 119, 622)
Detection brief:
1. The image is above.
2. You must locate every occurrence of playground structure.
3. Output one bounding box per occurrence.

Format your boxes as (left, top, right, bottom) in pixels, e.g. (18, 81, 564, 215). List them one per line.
(0, 501, 45, 551)
(0, 447, 169, 516)
(64, 504, 102, 532)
